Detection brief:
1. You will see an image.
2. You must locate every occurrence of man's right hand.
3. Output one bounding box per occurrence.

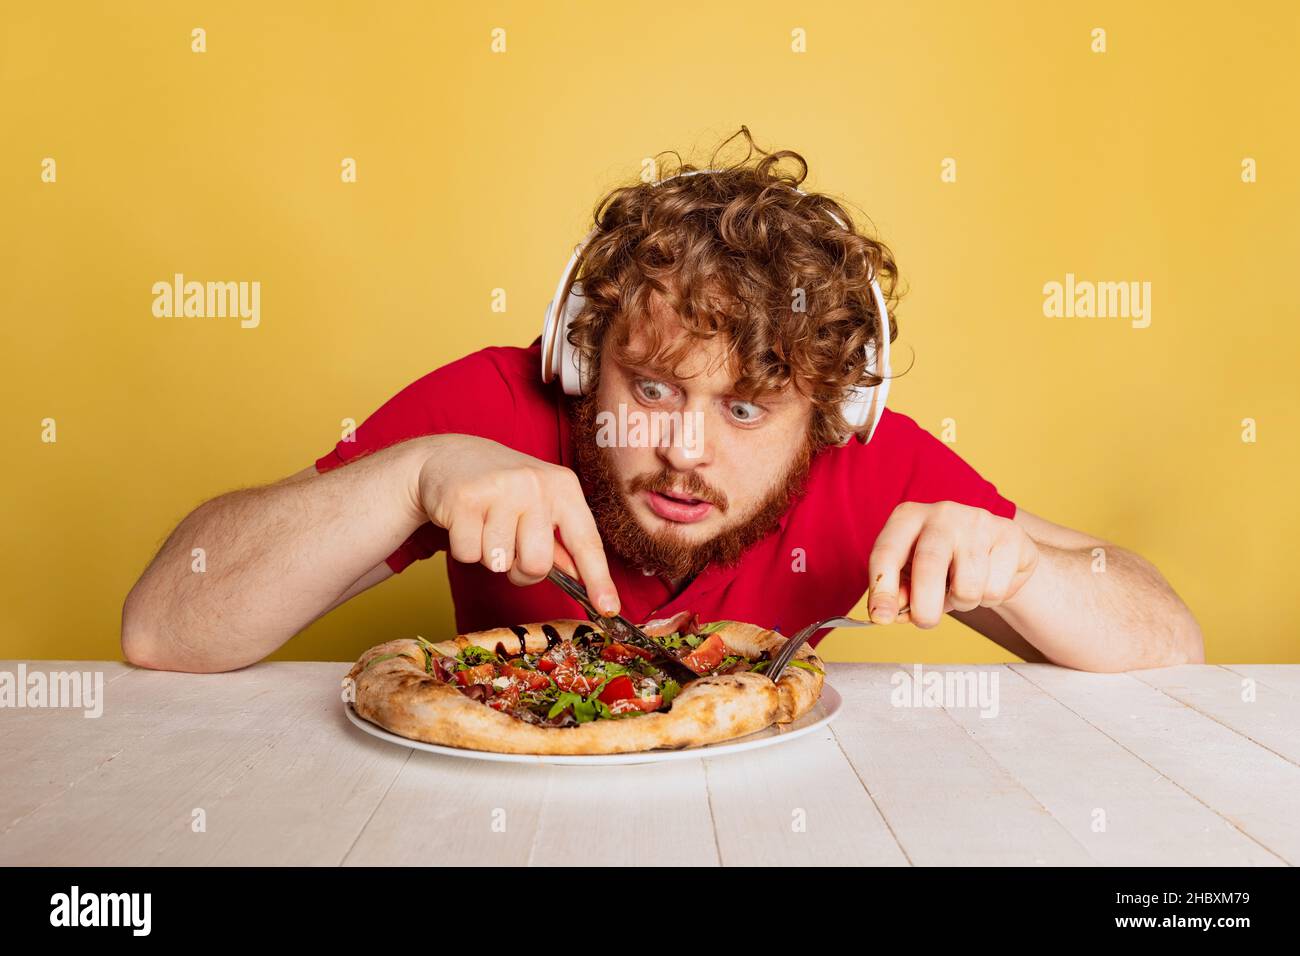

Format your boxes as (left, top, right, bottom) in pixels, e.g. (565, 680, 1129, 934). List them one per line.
(415, 436, 621, 616)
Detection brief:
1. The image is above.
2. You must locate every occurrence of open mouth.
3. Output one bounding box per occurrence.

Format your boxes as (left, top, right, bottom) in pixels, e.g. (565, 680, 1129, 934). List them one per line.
(644, 489, 714, 523)
(658, 490, 705, 505)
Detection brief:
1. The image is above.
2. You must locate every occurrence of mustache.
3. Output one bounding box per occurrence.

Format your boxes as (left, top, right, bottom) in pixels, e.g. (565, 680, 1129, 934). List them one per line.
(627, 469, 729, 513)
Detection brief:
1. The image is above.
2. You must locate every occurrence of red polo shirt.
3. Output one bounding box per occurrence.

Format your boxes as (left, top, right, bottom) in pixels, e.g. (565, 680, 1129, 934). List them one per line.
(315, 342, 1017, 648)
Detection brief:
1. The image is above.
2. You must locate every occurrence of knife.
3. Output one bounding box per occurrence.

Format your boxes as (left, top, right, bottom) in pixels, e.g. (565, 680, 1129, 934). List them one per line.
(546, 567, 701, 685)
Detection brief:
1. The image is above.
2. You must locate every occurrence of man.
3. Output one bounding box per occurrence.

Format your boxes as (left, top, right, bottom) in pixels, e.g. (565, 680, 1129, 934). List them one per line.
(121, 136, 1203, 674)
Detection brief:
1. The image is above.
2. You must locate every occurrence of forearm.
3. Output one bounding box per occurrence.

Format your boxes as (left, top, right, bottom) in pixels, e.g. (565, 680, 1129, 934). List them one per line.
(122, 436, 437, 672)
(993, 543, 1204, 672)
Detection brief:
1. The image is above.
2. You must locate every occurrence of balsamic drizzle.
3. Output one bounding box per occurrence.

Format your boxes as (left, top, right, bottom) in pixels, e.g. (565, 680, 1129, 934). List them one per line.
(508, 624, 530, 655)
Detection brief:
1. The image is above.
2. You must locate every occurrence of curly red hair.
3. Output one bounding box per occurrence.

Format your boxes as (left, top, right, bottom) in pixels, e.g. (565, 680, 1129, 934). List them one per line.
(565, 126, 904, 449)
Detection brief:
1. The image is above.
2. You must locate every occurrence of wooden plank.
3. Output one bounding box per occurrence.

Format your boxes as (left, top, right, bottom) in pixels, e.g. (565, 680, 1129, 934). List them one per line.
(829, 664, 1094, 865)
(1220, 665, 1300, 699)
(945, 665, 1283, 865)
(704, 725, 908, 866)
(1014, 664, 1300, 864)
(0, 662, 403, 865)
(343, 752, 542, 866)
(1135, 665, 1300, 767)
(527, 760, 717, 866)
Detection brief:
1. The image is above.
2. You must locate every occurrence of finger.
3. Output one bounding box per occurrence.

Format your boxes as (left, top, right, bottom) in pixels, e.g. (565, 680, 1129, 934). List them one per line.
(508, 508, 555, 587)
(984, 533, 1021, 606)
(554, 504, 620, 615)
(1004, 532, 1040, 601)
(947, 538, 990, 613)
(445, 499, 487, 566)
(894, 580, 912, 624)
(907, 527, 955, 628)
(895, 575, 955, 622)
(868, 504, 928, 624)
(480, 505, 518, 575)
(551, 538, 579, 578)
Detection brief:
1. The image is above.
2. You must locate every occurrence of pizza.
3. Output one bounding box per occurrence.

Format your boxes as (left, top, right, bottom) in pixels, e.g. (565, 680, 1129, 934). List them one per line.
(343, 611, 827, 755)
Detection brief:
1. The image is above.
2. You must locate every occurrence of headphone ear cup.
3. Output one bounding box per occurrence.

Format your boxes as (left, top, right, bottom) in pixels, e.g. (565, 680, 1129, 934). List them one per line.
(838, 338, 892, 445)
(555, 281, 590, 396)
(541, 299, 561, 383)
(846, 277, 893, 444)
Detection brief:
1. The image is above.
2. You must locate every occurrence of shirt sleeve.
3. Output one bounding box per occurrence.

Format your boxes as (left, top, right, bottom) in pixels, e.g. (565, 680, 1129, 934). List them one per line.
(897, 414, 1017, 520)
(313, 349, 520, 574)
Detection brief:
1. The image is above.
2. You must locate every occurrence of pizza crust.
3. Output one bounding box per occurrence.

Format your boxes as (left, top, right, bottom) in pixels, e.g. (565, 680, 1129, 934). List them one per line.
(344, 619, 826, 755)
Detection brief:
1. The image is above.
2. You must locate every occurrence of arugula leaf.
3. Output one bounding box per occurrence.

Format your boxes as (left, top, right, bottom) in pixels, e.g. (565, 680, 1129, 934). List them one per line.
(547, 692, 615, 723)
(683, 634, 704, 648)
(660, 678, 682, 705)
(458, 645, 497, 665)
(602, 661, 630, 678)
(693, 620, 733, 635)
(787, 659, 826, 676)
(749, 660, 772, 673)
(362, 652, 405, 672)
(414, 635, 458, 668)
(655, 632, 686, 649)
(547, 692, 582, 719)
(632, 658, 659, 677)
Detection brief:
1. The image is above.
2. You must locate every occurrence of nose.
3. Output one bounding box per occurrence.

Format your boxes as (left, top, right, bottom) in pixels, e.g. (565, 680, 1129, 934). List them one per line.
(653, 405, 712, 471)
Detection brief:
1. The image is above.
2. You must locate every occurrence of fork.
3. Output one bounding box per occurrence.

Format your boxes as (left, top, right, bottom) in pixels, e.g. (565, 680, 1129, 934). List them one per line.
(765, 605, 910, 681)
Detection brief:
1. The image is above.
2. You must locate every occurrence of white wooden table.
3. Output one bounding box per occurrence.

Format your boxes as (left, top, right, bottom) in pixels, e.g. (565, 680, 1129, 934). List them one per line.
(2, 661, 1296, 866)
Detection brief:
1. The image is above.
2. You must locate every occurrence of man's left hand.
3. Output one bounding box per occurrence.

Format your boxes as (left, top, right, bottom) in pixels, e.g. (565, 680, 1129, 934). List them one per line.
(867, 501, 1039, 627)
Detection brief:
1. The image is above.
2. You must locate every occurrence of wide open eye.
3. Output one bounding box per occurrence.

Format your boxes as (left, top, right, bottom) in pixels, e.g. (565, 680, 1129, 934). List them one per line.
(726, 399, 766, 424)
(633, 378, 677, 403)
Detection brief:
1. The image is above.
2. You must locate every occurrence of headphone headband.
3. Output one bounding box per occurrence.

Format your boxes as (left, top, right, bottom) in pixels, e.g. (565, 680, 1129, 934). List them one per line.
(542, 168, 892, 445)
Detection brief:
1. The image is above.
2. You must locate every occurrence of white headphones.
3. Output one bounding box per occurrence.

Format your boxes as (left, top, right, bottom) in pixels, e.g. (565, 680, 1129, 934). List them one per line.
(541, 169, 893, 445)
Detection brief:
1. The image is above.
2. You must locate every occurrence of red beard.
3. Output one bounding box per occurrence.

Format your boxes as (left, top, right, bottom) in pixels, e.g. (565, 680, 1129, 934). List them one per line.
(568, 394, 816, 581)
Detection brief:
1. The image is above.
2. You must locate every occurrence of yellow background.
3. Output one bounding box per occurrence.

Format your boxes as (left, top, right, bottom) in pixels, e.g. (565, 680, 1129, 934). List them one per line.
(4, 1, 1297, 664)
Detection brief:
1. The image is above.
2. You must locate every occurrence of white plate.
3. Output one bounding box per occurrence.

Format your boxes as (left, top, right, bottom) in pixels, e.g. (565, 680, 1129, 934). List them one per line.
(343, 684, 843, 766)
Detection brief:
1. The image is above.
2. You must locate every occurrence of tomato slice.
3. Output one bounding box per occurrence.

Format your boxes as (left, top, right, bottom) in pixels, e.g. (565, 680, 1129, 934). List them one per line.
(609, 695, 663, 714)
(570, 675, 603, 696)
(552, 657, 601, 696)
(538, 640, 579, 672)
(500, 663, 553, 691)
(596, 674, 636, 704)
(486, 682, 521, 712)
(681, 633, 729, 675)
(600, 642, 656, 664)
(455, 662, 498, 686)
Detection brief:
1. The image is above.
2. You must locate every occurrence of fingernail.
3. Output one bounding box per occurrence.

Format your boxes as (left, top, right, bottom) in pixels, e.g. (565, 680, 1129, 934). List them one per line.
(870, 604, 895, 624)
